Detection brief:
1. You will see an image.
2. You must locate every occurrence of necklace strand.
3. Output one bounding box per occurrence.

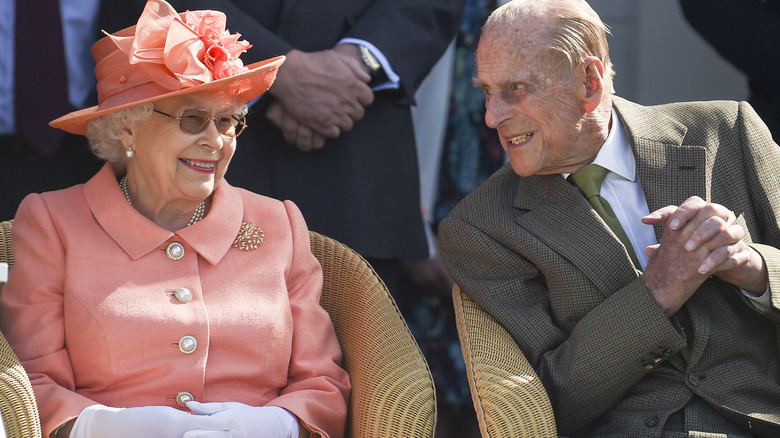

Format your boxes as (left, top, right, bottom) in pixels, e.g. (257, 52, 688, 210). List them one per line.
(120, 175, 205, 227)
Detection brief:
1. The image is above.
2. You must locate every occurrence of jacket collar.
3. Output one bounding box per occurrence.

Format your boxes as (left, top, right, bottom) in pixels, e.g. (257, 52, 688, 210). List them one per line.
(84, 163, 244, 265)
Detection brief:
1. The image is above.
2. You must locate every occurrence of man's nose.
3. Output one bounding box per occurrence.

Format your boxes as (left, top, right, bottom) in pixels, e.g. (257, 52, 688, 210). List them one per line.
(484, 95, 512, 129)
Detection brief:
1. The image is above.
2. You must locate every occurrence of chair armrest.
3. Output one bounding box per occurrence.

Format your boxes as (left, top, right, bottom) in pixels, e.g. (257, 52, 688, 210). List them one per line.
(310, 231, 437, 438)
(0, 332, 42, 438)
(452, 284, 556, 438)
(0, 219, 42, 437)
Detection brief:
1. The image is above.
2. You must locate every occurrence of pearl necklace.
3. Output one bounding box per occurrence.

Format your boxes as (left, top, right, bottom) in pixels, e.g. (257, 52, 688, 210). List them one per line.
(120, 175, 205, 227)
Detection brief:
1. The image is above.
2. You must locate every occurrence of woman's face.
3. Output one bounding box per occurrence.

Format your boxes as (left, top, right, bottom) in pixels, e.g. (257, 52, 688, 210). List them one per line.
(123, 92, 243, 206)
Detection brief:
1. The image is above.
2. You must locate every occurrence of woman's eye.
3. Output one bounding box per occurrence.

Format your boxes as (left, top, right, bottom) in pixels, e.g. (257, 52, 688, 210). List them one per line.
(183, 115, 205, 123)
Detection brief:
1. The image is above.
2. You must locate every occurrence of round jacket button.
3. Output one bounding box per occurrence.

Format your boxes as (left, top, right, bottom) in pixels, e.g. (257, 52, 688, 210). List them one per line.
(645, 415, 659, 427)
(176, 391, 194, 407)
(688, 374, 700, 386)
(179, 335, 198, 354)
(174, 287, 193, 303)
(166, 242, 185, 260)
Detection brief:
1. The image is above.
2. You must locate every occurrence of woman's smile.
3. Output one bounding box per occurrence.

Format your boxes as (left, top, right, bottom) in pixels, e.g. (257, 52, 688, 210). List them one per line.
(180, 158, 217, 174)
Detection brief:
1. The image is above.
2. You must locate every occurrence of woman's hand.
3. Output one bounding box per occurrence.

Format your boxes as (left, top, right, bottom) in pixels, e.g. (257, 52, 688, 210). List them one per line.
(68, 404, 236, 438)
(185, 401, 300, 438)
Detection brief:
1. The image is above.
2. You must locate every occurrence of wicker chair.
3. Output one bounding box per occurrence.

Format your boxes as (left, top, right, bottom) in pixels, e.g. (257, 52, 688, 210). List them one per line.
(452, 284, 557, 438)
(0, 219, 43, 438)
(0, 219, 437, 438)
(309, 231, 437, 437)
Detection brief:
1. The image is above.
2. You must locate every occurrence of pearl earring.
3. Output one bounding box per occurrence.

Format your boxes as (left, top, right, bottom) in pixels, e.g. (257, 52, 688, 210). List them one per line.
(126, 147, 134, 158)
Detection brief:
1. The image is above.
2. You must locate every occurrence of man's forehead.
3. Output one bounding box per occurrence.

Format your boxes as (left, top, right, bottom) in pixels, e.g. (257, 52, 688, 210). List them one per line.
(475, 35, 549, 86)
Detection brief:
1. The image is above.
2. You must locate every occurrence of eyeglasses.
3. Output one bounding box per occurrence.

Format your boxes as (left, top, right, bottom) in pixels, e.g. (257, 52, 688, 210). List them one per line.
(153, 108, 247, 138)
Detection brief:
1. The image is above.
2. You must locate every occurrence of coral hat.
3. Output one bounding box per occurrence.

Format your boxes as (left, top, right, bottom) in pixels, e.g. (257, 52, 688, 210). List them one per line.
(50, 0, 284, 135)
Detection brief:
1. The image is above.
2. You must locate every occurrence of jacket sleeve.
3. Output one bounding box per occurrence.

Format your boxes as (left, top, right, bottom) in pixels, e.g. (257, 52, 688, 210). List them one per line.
(734, 101, 780, 321)
(0, 195, 96, 437)
(340, 0, 465, 103)
(266, 201, 350, 438)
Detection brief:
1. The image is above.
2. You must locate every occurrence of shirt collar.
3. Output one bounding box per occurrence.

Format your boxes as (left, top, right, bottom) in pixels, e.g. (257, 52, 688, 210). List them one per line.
(561, 107, 636, 181)
(591, 107, 636, 182)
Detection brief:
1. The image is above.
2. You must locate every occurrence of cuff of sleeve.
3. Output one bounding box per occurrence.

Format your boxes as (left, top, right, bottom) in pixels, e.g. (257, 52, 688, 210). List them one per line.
(337, 38, 400, 91)
(742, 286, 772, 311)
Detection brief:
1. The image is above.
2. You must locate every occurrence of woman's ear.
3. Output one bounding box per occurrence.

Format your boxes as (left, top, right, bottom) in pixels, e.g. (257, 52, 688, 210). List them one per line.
(119, 128, 134, 154)
(581, 56, 605, 113)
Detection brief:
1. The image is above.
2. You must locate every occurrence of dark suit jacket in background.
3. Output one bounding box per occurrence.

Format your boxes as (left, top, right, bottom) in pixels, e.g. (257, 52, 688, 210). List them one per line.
(440, 96, 780, 437)
(100, 0, 466, 259)
(680, 0, 780, 140)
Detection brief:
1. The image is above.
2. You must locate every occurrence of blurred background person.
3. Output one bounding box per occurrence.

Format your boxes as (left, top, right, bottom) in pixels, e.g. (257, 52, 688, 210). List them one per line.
(679, 0, 780, 140)
(0, 0, 103, 219)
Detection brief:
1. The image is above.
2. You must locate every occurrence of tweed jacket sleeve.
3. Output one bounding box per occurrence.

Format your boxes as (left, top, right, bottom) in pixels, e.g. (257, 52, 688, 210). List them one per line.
(440, 98, 780, 435)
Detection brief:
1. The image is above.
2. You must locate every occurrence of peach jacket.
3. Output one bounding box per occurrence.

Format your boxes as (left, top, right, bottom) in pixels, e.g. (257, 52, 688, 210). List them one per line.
(0, 164, 350, 437)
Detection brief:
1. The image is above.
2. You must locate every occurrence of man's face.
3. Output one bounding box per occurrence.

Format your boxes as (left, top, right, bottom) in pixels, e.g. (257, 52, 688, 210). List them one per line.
(475, 24, 597, 177)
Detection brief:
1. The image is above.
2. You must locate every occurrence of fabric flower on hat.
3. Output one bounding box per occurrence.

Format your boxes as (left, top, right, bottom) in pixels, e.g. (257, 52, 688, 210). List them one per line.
(106, 0, 251, 91)
(183, 11, 251, 80)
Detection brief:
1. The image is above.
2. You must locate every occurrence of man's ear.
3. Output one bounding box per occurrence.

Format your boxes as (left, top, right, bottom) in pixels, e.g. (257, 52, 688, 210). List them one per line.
(580, 56, 605, 113)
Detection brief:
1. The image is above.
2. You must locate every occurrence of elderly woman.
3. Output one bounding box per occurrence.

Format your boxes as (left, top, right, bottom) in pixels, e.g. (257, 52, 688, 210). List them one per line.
(0, 1, 350, 437)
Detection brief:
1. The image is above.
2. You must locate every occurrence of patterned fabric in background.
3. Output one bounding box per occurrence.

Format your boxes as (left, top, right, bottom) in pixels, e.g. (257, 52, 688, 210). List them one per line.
(434, 0, 504, 227)
(402, 0, 503, 410)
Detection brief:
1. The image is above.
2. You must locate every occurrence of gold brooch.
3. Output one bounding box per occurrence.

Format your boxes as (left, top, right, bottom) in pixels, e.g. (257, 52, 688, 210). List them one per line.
(232, 222, 264, 251)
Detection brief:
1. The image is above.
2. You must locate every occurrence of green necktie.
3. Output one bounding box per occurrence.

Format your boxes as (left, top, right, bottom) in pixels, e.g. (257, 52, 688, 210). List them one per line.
(568, 164, 642, 269)
(569, 164, 691, 363)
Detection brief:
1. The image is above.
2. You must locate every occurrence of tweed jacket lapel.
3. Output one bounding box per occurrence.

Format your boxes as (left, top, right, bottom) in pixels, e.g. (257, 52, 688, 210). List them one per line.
(512, 174, 639, 298)
(613, 97, 708, 243)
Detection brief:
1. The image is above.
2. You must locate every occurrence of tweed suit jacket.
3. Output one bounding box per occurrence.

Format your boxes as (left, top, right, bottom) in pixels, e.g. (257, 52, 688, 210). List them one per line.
(100, 0, 466, 259)
(440, 97, 780, 437)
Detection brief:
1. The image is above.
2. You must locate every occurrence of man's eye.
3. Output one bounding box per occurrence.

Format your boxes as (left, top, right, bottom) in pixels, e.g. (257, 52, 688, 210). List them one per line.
(512, 83, 525, 91)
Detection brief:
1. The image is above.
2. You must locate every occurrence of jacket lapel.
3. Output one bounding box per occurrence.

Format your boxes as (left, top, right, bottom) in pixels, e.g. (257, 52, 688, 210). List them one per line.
(512, 174, 639, 298)
(613, 97, 708, 243)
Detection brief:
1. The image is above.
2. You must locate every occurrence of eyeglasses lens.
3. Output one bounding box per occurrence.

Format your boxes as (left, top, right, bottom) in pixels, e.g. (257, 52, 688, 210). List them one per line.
(179, 109, 245, 137)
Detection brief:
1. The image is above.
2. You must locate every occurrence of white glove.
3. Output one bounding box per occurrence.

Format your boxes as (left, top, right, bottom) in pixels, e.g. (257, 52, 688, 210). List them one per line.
(69, 404, 236, 438)
(184, 401, 300, 438)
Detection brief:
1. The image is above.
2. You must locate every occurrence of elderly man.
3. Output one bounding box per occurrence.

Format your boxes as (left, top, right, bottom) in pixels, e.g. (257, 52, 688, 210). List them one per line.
(439, 0, 780, 436)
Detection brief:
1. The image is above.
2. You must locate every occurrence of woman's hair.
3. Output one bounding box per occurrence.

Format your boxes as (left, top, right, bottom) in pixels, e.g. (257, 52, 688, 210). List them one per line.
(85, 103, 154, 169)
(484, 0, 615, 93)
